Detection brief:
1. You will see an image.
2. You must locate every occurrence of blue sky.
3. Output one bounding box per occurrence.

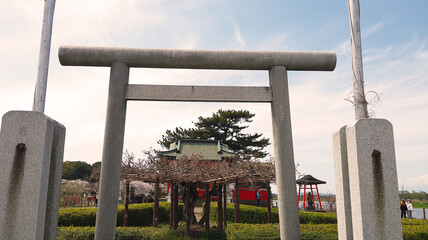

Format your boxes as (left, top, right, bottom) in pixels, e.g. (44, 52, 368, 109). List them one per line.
(1, 0, 427, 193)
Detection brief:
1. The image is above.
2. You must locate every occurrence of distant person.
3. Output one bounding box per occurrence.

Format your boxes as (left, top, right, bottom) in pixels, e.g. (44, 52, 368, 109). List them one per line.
(400, 200, 407, 218)
(406, 199, 413, 219)
(88, 193, 92, 206)
(255, 190, 261, 206)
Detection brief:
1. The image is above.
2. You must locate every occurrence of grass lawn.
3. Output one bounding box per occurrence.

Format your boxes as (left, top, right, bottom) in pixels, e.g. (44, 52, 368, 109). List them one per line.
(412, 201, 428, 208)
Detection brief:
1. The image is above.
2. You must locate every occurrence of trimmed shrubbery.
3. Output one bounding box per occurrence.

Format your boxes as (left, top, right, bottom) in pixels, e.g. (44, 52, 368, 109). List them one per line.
(57, 221, 428, 240)
(58, 202, 183, 227)
(57, 202, 427, 239)
(402, 218, 427, 225)
(57, 226, 225, 240)
(209, 203, 337, 224)
(227, 223, 338, 240)
(402, 224, 428, 240)
(227, 222, 428, 240)
(56, 226, 183, 240)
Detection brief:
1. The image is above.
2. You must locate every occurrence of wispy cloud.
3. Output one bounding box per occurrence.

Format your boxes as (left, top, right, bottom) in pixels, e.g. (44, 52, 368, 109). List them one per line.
(226, 18, 247, 46)
(362, 21, 385, 38)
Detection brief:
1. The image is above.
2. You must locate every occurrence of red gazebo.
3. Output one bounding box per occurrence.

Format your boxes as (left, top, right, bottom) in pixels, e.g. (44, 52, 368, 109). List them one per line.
(296, 175, 326, 210)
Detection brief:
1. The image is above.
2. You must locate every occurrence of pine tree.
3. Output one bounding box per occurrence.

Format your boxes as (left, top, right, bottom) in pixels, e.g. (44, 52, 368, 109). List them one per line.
(158, 109, 270, 157)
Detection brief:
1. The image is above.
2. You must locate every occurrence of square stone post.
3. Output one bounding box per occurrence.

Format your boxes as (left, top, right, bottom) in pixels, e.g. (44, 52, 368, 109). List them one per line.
(95, 61, 130, 240)
(269, 66, 301, 240)
(0, 111, 65, 240)
(333, 126, 353, 240)
(345, 119, 402, 240)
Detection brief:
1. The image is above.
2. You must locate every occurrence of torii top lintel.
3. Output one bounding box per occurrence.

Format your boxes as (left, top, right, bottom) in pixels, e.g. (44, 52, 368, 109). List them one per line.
(59, 46, 336, 71)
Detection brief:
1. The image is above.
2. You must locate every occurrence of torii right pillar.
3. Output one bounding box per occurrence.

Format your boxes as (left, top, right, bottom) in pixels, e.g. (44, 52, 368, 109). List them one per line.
(333, 119, 402, 240)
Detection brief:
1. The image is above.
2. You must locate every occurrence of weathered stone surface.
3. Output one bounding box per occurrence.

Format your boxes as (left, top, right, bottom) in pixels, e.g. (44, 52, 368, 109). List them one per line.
(59, 46, 337, 71)
(346, 118, 402, 240)
(126, 84, 273, 102)
(270, 66, 301, 239)
(333, 126, 353, 240)
(95, 62, 130, 240)
(44, 120, 66, 240)
(0, 111, 65, 240)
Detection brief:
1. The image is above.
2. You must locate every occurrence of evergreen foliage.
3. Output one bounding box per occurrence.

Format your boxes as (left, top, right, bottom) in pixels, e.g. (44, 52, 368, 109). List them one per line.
(62, 161, 93, 180)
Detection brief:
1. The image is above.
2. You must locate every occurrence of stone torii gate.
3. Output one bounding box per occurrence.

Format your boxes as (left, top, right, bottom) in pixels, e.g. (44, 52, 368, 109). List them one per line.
(59, 46, 336, 240)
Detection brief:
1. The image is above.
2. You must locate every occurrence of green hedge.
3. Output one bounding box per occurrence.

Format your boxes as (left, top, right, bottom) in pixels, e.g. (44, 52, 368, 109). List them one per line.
(57, 226, 224, 240)
(227, 223, 428, 240)
(226, 223, 337, 240)
(56, 226, 183, 240)
(57, 223, 428, 240)
(402, 225, 428, 240)
(209, 203, 337, 224)
(402, 218, 427, 225)
(58, 202, 183, 227)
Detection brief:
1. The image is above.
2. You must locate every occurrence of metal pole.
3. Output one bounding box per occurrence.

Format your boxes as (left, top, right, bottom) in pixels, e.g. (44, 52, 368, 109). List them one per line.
(348, 0, 368, 120)
(33, 0, 56, 113)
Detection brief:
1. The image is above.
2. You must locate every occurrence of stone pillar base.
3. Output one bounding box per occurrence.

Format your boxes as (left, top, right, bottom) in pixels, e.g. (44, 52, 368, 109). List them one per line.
(0, 111, 65, 240)
(333, 119, 402, 240)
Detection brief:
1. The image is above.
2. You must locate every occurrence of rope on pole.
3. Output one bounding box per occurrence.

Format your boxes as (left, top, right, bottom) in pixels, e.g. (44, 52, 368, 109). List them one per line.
(348, 0, 368, 120)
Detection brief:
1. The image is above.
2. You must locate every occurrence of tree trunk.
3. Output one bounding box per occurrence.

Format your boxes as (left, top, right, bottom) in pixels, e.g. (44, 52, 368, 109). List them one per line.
(170, 182, 174, 228)
(223, 183, 227, 228)
(186, 182, 191, 236)
(267, 183, 272, 223)
(217, 183, 223, 231)
(204, 182, 211, 230)
(234, 177, 240, 223)
(124, 180, 130, 227)
(153, 176, 159, 227)
(173, 182, 178, 230)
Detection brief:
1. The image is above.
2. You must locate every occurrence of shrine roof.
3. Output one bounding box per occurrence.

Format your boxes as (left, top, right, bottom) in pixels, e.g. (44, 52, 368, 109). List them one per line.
(159, 139, 238, 160)
(296, 175, 326, 185)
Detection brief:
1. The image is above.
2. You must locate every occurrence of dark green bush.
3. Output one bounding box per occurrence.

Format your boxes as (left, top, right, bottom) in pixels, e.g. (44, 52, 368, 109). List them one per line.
(299, 211, 337, 224)
(56, 226, 180, 240)
(226, 223, 337, 240)
(58, 202, 183, 227)
(57, 222, 427, 240)
(227, 223, 428, 240)
(402, 218, 427, 225)
(57, 226, 224, 240)
(209, 203, 336, 224)
(58, 208, 97, 227)
(402, 225, 428, 240)
(57, 227, 94, 240)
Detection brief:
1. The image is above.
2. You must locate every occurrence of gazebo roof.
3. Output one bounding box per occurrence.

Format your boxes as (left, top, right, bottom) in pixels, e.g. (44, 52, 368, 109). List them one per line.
(296, 175, 326, 185)
(159, 139, 238, 160)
